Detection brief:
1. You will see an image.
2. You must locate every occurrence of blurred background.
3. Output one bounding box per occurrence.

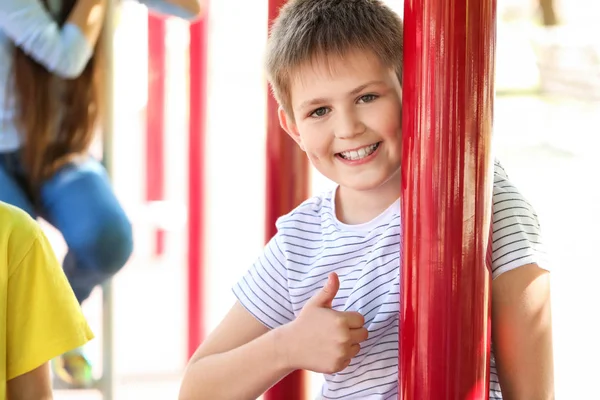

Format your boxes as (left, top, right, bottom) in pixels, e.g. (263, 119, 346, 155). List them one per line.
(47, 0, 599, 398)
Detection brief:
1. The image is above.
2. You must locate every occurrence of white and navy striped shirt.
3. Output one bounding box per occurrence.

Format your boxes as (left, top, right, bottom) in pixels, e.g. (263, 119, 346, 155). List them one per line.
(233, 160, 549, 399)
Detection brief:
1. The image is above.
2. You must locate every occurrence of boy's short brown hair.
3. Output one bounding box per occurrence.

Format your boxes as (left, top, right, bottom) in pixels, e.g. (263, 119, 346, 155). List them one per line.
(266, 0, 404, 117)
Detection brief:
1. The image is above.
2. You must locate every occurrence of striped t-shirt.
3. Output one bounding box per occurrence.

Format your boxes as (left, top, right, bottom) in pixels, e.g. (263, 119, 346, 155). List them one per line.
(233, 160, 549, 399)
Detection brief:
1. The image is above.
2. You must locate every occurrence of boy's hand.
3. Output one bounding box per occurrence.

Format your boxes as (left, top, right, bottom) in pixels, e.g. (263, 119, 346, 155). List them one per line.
(279, 272, 368, 374)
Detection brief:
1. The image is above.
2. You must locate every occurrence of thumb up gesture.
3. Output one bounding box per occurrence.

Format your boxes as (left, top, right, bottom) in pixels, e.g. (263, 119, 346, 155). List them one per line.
(280, 273, 369, 374)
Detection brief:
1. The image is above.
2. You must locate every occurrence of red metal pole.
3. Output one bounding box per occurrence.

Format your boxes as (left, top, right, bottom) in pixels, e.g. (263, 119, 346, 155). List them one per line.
(263, 0, 309, 398)
(187, 7, 209, 360)
(399, 0, 496, 399)
(147, 14, 166, 256)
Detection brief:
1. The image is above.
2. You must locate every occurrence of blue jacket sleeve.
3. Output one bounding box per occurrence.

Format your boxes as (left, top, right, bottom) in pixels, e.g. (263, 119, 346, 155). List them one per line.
(0, 0, 93, 79)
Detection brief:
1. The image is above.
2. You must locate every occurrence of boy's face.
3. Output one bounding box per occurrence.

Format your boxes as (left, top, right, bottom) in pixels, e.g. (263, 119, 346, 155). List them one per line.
(280, 49, 402, 193)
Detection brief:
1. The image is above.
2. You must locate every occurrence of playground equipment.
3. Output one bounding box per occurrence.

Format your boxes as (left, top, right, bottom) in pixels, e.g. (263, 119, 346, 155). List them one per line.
(99, 0, 117, 398)
(98, 0, 118, 397)
(186, 1, 209, 362)
(399, 0, 495, 398)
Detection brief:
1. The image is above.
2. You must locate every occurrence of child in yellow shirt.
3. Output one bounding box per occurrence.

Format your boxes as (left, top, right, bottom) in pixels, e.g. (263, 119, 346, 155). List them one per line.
(0, 201, 94, 400)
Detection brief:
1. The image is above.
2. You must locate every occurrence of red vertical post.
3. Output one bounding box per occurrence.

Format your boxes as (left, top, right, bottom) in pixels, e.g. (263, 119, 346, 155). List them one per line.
(147, 14, 166, 256)
(399, 0, 496, 399)
(187, 7, 209, 359)
(264, 0, 309, 398)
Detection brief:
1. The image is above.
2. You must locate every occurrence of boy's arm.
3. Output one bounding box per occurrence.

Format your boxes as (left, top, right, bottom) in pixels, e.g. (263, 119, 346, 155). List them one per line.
(182, 222, 371, 400)
(492, 263, 554, 400)
(180, 272, 366, 400)
(179, 232, 297, 400)
(7, 363, 53, 400)
(178, 301, 293, 400)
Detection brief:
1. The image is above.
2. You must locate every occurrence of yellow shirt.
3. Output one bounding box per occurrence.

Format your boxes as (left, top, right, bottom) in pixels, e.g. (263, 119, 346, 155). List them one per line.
(0, 202, 94, 398)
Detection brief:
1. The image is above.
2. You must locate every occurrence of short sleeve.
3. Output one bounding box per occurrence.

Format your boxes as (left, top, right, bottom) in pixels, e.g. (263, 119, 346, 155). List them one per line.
(490, 165, 550, 279)
(7, 230, 94, 379)
(232, 233, 295, 329)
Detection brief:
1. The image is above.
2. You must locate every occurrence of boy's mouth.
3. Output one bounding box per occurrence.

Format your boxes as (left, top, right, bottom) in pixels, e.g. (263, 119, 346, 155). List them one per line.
(336, 142, 381, 161)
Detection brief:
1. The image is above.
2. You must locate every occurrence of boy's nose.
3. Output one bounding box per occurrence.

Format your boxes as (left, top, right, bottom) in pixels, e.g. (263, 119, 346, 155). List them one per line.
(334, 113, 366, 139)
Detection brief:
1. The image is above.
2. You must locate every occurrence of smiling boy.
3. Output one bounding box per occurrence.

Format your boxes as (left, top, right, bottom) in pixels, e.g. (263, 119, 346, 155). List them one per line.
(179, 1, 554, 399)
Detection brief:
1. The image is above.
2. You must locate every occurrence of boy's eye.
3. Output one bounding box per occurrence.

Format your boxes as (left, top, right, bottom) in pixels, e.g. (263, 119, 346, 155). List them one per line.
(310, 107, 329, 118)
(358, 94, 378, 103)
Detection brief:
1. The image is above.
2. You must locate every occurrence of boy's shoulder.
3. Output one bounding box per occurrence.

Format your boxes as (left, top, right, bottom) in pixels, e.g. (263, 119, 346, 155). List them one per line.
(492, 159, 513, 188)
(491, 158, 540, 231)
(491, 159, 531, 201)
(490, 160, 548, 277)
(0, 201, 40, 238)
(274, 189, 334, 230)
(0, 201, 42, 271)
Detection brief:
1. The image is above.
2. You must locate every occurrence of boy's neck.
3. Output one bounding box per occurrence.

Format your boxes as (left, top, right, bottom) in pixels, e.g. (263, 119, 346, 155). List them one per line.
(335, 170, 401, 225)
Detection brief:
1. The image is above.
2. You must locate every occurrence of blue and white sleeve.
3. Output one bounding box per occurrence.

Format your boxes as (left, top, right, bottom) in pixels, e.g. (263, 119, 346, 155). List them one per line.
(0, 0, 94, 78)
(232, 233, 296, 329)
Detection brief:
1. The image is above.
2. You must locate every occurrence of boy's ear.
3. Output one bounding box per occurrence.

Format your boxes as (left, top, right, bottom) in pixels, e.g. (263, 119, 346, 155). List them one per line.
(278, 107, 304, 151)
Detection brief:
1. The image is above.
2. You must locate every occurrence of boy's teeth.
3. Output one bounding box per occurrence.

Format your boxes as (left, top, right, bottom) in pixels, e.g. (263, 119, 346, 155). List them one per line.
(339, 143, 378, 160)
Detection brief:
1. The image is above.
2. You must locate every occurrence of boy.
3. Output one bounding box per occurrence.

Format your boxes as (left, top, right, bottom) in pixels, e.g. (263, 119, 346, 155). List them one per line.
(1, 201, 94, 399)
(179, 1, 554, 399)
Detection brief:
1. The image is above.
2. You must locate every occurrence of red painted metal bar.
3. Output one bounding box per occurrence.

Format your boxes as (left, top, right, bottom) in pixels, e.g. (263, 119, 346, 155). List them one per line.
(264, 0, 309, 398)
(187, 7, 209, 360)
(399, 0, 497, 399)
(147, 15, 166, 256)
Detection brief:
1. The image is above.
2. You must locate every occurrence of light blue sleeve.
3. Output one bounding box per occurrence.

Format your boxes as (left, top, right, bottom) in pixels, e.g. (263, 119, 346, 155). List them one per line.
(136, 0, 199, 21)
(0, 0, 93, 79)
